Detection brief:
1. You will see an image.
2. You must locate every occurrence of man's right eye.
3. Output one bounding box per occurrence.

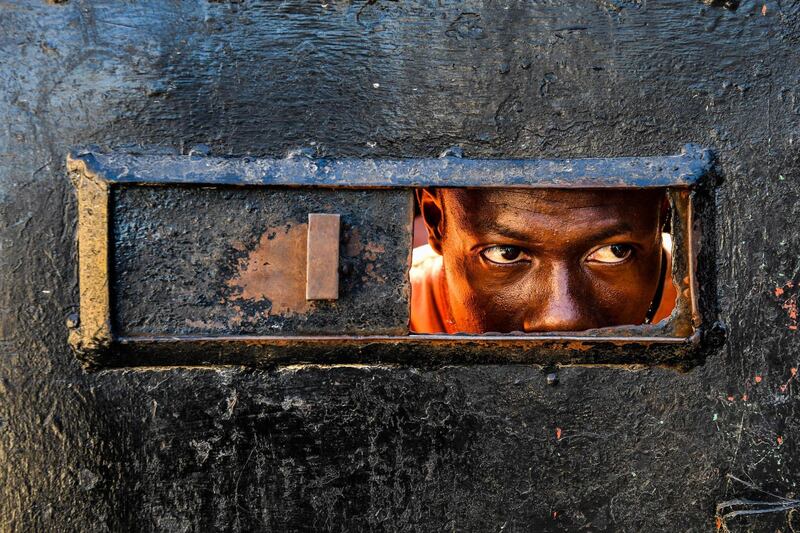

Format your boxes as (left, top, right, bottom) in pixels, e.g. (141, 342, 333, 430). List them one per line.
(481, 245, 530, 265)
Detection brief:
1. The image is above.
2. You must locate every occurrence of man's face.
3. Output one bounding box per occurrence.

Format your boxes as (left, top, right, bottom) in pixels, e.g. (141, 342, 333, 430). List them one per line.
(419, 188, 667, 333)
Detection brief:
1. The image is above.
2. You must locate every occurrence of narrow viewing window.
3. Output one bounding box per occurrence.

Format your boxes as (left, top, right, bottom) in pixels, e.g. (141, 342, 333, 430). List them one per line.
(67, 146, 715, 367)
(409, 188, 678, 335)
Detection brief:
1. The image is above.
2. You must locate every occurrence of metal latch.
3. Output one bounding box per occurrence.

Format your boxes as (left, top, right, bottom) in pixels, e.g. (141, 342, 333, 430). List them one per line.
(306, 213, 340, 300)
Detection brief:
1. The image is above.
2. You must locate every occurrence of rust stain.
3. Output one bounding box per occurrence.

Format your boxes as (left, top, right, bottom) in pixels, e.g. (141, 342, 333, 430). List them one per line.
(362, 243, 387, 283)
(344, 227, 363, 257)
(226, 224, 313, 316)
(363, 242, 385, 261)
(344, 226, 387, 283)
(363, 262, 387, 284)
(185, 319, 226, 330)
(228, 306, 243, 328)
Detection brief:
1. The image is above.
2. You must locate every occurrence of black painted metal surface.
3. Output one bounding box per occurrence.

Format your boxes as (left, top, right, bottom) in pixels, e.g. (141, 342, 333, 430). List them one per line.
(1, 1, 799, 531)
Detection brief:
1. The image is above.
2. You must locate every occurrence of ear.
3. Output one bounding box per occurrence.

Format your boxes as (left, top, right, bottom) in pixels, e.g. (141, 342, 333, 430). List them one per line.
(416, 188, 445, 255)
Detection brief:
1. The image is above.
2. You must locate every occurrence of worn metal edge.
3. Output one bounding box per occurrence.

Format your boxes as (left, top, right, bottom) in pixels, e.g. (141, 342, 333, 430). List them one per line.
(116, 333, 695, 344)
(66, 154, 112, 358)
(687, 190, 702, 328)
(66, 144, 713, 189)
(96, 330, 702, 369)
(663, 190, 696, 336)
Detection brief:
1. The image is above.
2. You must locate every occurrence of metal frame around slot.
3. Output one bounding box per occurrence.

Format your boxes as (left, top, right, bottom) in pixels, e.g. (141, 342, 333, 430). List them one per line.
(67, 144, 719, 369)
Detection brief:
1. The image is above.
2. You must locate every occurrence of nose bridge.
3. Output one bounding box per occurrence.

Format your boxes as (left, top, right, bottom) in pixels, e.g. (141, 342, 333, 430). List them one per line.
(524, 260, 588, 332)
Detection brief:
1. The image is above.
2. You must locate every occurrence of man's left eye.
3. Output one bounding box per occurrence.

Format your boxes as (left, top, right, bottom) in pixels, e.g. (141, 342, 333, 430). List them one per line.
(586, 244, 633, 264)
(481, 245, 530, 265)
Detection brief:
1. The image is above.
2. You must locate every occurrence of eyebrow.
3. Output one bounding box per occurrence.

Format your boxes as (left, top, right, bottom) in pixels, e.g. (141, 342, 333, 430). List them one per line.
(478, 220, 638, 245)
(484, 196, 631, 212)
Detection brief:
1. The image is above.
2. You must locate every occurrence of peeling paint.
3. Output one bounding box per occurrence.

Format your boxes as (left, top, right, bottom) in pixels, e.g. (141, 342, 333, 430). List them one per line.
(226, 224, 313, 317)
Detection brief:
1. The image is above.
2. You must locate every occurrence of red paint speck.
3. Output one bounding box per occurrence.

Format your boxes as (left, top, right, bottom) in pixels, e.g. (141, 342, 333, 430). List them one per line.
(777, 436, 783, 445)
(754, 375, 762, 383)
(776, 283, 799, 330)
(556, 427, 562, 440)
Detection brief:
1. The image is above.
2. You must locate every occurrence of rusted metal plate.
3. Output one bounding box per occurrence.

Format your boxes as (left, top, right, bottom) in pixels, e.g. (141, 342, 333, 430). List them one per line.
(110, 186, 413, 337)
(306, 213, 340, 300)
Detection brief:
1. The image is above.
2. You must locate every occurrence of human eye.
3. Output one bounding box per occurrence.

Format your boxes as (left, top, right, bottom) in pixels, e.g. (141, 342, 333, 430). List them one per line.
(585, 244, 634, 264)
(480, 245, 531, 265)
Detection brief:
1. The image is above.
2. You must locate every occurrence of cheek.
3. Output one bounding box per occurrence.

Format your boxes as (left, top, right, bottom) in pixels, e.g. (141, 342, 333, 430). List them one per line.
(444, 253, 535, 329)
(588, 261, 662, 320)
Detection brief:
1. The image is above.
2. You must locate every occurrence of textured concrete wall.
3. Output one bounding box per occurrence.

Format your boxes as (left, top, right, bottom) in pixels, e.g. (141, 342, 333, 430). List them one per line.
(1, 1, 799, 530)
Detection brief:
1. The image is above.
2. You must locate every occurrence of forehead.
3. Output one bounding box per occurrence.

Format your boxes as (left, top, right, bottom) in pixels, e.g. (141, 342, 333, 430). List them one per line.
(440, 188, 665, 239)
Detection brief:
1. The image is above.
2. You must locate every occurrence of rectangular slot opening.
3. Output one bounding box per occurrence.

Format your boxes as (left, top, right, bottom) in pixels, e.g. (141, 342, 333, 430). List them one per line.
(408, 187, 680, 335)
(67, 145, 717, 368)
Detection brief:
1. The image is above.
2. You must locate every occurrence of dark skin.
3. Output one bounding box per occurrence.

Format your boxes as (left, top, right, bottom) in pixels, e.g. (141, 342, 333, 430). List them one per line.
(418, 188, 669, 333)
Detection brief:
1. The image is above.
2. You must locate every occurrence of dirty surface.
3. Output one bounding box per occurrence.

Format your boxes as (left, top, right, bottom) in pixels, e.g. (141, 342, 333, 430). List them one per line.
(1, 0, 800, 531)
(113, 186, 411, 336)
